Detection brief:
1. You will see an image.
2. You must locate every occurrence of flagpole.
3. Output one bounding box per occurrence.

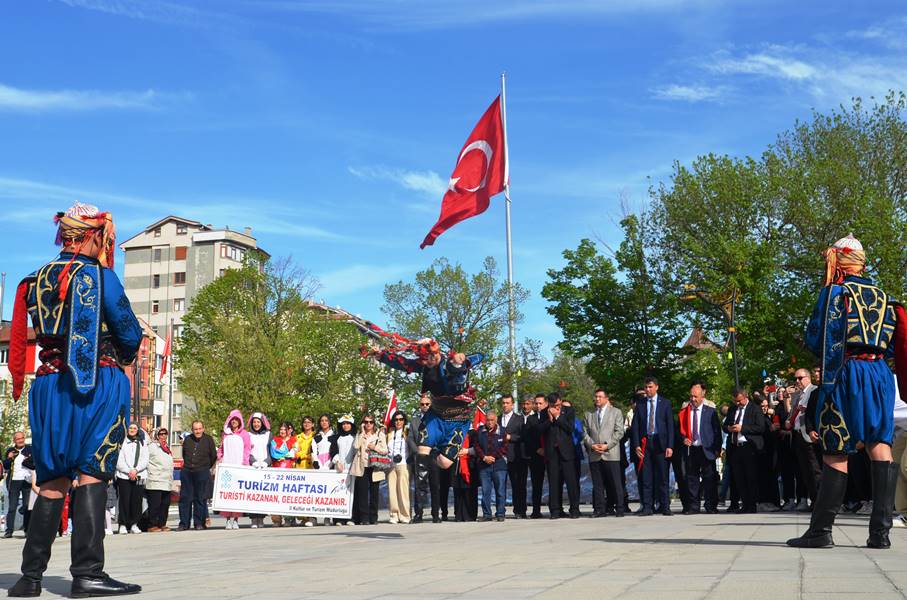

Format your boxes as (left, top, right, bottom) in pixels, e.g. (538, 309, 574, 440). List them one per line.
(501, 72, 518, 400)
(167, 318, 173, 445)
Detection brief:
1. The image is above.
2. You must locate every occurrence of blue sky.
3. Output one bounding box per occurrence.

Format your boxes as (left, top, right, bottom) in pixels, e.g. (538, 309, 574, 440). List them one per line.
(2, 0, 907, 355)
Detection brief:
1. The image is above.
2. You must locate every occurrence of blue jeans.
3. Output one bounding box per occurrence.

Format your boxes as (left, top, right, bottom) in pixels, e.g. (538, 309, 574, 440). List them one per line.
(480, 468, 507, 517)
(178, 469, 210, 528)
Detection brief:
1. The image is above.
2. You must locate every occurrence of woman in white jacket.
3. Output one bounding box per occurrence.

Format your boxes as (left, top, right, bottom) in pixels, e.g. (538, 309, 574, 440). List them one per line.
(145, 428, 174, 532)
(115, 423, 149, 534)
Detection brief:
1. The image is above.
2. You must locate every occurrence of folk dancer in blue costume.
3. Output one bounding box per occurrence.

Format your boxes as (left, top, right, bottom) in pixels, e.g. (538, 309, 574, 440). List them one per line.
(7, 203, 143, 597)
(788, 234, 907, 550)
(362, 327, 484, 470)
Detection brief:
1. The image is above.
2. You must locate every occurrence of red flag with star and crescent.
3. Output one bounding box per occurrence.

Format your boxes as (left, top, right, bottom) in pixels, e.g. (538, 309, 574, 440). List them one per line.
(420, 96, 508, 249)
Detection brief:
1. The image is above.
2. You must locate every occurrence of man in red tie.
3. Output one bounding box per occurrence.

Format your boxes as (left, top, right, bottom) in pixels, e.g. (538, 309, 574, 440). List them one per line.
(679, 382, 723, 514)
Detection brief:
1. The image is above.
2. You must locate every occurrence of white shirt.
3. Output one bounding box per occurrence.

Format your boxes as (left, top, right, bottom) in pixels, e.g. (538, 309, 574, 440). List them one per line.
(502, 411, 514, 429)
(734, 403, 748, 445)
(796, 384, 816, 442)
(689, 404, 704, 447)
(11, 449, 31, 482)
(388, 430, 408, 464)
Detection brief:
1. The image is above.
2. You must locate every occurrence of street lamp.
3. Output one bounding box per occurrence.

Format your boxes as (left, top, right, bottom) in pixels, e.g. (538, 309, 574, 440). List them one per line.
(680, 284, 740, 389)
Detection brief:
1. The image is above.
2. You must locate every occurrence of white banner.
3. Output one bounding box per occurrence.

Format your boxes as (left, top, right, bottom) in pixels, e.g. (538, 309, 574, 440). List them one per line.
(212, 464, 353, 518)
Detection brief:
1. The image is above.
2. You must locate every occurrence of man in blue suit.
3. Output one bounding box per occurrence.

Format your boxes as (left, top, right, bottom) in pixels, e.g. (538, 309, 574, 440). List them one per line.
(630, 377, 675, 515)
(679, 382, 723, 514)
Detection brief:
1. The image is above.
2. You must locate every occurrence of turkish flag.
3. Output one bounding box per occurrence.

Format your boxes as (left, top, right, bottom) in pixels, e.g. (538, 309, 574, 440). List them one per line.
(420, 96, 507, 249)
(382, 390, 398, 429)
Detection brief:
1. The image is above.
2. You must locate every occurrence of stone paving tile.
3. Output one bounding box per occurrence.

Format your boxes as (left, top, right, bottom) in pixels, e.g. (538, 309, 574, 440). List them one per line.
(0, 503, 903, 599)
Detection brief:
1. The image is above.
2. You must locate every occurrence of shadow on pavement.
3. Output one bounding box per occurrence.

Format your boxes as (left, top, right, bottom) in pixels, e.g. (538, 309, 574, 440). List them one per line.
(307, 532, 405, 540)
(580, 537, 825, 548)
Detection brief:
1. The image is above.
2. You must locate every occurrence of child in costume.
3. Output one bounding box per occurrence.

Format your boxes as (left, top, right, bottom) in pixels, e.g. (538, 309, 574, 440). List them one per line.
(8, 202, 143, 597)
(363, 326, 484, 469)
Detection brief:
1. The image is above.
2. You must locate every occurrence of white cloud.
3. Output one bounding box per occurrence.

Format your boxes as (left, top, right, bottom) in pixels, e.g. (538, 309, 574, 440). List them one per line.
(256, 0, 719, 30)
(708, 49, 817, 81)
(317, 263, 415, 296)
(653, 84, 728, 102)
(0, 83, 177, 112)
(348, 165, 446, 199)
(54, 0, 207, 25)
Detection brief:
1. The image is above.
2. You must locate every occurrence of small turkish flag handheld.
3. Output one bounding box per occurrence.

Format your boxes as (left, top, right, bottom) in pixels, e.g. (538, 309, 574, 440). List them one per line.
(159, 325, 172, 382)
(420, 96, 508, 249)
(383, 390, 398, 429)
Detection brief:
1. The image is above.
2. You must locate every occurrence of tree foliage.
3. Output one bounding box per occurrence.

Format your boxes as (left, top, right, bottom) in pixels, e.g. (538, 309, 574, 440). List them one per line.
(381, 256, 529, 399)
(543, 215, 686, 405)
(176, 254, 392, 437)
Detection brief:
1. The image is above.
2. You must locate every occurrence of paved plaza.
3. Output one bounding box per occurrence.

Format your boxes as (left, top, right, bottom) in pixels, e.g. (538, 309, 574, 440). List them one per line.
(0, 504, 904, 600)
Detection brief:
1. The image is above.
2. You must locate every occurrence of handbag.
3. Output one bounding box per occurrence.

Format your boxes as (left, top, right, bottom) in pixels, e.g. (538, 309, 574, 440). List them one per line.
(367, 450, 394, 472)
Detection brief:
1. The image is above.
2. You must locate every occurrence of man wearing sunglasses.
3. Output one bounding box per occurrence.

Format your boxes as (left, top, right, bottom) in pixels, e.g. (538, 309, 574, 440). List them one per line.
(787, 368, 821, 512)
(410, 394, 438, 523)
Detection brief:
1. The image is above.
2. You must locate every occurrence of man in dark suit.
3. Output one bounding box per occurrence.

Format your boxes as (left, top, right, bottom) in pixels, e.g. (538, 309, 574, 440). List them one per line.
(500, 394, 528, 519)
(679, 383, 723, 514)
(724, 388, 766, 513)
(410, 393, 434, 523)
(524, 394, 548, 518)
(538, 392, 581, 518)
(630, 377, 675, 516)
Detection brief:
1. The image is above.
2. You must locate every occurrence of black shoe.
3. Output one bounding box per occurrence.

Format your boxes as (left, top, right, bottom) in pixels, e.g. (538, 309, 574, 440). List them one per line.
(705, 508, 719, 515)
(495, 516, 505, 522)
(549, 514, 560, 520)
(7, 577, 41, 597)
(590, 511, 604, 518)
(176, 525, 189, 532)
(787, 466, 847, 549)
(479, 516, 492, 522)
(682, 509, 700, 515)
(662, 509, 673, 516)
(637, 510, 653, 517)
(432, 517, 442, 524)
(411, 515, 423, 524)
(867, 461, 898, 549)
(569, 512, 581, 519)
(9, 495, 65, 598)
(529, 512, 543, 520)
(70, 483, 142, 597)
(4, 530, 13, 539)
(614, 511, 625, 518)
(725, 505, 739, 514)
(71, 576, 141, 598)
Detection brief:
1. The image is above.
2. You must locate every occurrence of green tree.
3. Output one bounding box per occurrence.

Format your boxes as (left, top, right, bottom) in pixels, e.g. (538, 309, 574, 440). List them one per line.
(0, 378, 29, 449)
(543, 215, 686, 405)
(648, 93, 907, 388)
(381, 256, 529, 399)
(176, 254, 392, 436)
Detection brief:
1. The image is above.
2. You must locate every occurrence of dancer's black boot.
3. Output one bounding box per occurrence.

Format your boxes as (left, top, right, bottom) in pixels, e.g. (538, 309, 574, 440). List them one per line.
(867, 461, 899, 549)
(8, 495, 65, 597)
(786, 465, 847, 548)
(69, 483, 141, 598)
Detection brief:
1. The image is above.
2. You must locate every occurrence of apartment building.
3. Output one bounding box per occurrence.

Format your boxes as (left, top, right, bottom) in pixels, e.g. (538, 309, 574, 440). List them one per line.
(119, 216, 266, 447)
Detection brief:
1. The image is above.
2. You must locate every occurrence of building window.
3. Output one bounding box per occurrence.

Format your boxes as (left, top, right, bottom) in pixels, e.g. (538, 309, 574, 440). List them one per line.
(220, 244, 245, 262)
(173, 404, 183, 418)
(152, 274, 160, 288)
(0, 380, 7, 397)
(154, 384, 163, 400)
(151, 300, 160, 314)
(174, 272, 186, 285)
(152, 326, 159, 335)
(153, 248, 162, 262)
(174, 298, 185, 312)
(0, 348, 8, 365)
(176, 223, 188, 235)
(172, 431, 182, 445)
(153, 227, 162, 237)
(174, 246, 188, 261)
(173, 325, 184, 338)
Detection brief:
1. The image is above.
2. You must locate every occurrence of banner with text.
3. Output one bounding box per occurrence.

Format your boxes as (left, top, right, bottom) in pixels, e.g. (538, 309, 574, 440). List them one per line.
(212, 464, 353, 518)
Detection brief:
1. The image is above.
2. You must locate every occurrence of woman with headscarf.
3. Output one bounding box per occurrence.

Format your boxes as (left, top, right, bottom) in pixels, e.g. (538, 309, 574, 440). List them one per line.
(145, 427, 174, 532)
(350, 415, 388, 525)
(788, 234, 906, 550)
(269, 422, 296, 526)
(218, 410, 251, 530)
(246, 412, 271, 529)
(115, 423, 149, 534)
(329, 415, 357, 526)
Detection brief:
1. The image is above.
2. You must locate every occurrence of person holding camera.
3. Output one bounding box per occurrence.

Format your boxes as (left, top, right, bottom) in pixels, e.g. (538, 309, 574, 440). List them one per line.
(386, 411, 416, 524)
(4, 432, 34, 538)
